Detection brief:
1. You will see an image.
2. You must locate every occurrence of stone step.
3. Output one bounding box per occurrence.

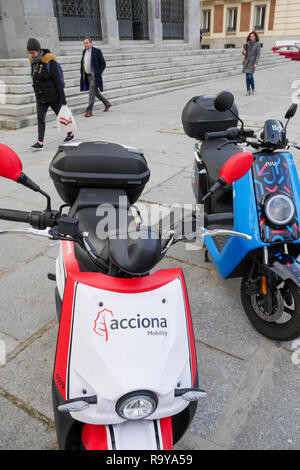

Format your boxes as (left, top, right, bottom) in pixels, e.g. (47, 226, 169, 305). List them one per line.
(0, 47, 279, 68)
(0, 57, 284, 114)
(0, 54, 246, 82)
(0, 53, 245, 76)
(0, 42, 287, 130)
(0, 60, 285, 128)
(0, 49, 234, 68)
(0, 64, 275, 130)
(4, 61, 247, 104)
(0, 51, 245, 74)
(0, 47, 267, 69)
(59, 41, 191, 53)
(0, 53, 285, 87)
(0, 71, 241, 129)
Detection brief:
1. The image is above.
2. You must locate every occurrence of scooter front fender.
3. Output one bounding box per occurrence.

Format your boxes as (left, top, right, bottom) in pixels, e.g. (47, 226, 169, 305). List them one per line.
(81, 418, 173, 450)
(269, 256, 300, 288)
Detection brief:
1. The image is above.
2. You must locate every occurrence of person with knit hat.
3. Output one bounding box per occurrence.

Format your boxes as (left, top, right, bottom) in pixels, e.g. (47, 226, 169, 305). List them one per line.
(27, 38, 75, 151)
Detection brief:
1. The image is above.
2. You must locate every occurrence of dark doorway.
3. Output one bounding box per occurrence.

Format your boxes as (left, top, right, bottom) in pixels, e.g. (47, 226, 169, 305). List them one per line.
(54, 0, 102, 41)
(116, 0, 149, 40)
(161, 0, 185, 40)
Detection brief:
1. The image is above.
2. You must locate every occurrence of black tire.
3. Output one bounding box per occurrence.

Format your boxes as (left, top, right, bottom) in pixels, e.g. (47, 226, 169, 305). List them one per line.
(241, 277, 300, 341)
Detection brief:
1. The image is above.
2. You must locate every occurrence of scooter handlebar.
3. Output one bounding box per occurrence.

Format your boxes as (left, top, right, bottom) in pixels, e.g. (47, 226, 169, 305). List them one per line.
(0, 208, 31, 224)
(205, 131, 228, 140)
(0, 208, 59, 230)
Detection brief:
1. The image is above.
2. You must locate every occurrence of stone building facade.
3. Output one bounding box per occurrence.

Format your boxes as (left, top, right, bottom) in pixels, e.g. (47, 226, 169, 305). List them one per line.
(0, 0, 201, 58)
(200, 0, 300, 49)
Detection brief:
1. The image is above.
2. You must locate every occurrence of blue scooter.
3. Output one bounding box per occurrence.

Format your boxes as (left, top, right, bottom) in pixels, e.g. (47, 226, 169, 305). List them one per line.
(182, 91, 300, 341)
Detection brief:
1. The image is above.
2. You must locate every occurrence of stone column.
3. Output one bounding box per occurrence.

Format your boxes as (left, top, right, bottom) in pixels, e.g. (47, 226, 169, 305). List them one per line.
(0, 0, 60, 58)
(184, 0, 200, 49)
(148, 0, 162, 47)
(99, 0, 120, 49)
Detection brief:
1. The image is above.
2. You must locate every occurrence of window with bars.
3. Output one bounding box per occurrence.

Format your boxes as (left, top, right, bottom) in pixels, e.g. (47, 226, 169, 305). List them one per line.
(54, 0, 100, 19)
(53, 0, 102, 41)
(116, 0, 132, 20)
(202, 10, 211, 33)
(161, 0, 184, 24)
(254, 5, 266, 30)
(226, 8, 237, 32)
(161, 0, 184, 39)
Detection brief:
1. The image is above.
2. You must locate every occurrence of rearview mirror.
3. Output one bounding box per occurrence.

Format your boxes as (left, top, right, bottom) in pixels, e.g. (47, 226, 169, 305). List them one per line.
(0, 144, 23, 181)
(214, 91, 234, 113)
(285, 103, 297, 120)
(0, 143, 52, 210)
(220, 152, 254, 184)
(202, 152, 254, 202)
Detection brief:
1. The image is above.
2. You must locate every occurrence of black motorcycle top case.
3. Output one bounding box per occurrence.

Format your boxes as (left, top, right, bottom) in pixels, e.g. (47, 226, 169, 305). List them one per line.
(49, 141, 150, 205)
(182, 95, 239, 140)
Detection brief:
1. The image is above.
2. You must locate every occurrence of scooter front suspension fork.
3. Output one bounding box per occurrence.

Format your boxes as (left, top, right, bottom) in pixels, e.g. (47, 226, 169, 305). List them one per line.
(262, 247, 273, 313)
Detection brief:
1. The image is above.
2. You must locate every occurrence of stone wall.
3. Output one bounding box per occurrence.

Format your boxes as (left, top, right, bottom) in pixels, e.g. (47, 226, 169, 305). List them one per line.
(0, 0, 59, 58)
(0, 0, 200, 59)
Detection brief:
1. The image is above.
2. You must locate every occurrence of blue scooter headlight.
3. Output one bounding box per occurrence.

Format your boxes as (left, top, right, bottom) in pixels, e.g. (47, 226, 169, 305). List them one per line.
(265, 194, 295, 227)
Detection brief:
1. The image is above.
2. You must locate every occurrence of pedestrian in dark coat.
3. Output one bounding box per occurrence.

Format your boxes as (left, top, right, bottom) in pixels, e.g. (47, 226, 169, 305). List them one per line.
(80, 37, 111, 117)
(243, 31, 261, 95)
(27, 38, 75, 151)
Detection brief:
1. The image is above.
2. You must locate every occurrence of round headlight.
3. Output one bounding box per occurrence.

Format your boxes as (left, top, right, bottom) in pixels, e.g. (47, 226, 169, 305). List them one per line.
(265, 194, 295, 226)
(116, 391, 158, 421)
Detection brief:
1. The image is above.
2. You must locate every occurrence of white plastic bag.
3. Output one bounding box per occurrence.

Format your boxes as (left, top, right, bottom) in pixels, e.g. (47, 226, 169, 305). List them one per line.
(57, 105, 77, 135)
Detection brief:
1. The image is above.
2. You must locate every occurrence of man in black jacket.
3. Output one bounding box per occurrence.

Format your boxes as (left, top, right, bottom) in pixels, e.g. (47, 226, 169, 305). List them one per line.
(27, 38, 75, 151)
(80, 37, 111, 117)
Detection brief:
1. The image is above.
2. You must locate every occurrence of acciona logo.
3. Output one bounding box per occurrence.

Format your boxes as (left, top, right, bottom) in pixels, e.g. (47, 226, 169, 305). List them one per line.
(93, 309, 168, 342)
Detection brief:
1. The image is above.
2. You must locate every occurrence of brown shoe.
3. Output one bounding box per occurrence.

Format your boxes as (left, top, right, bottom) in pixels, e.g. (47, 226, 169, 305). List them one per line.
(104, 105, 111, 112)
(85, 112, 93, 117)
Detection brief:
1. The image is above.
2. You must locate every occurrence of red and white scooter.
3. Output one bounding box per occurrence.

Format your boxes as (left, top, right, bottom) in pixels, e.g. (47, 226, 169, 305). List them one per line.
(0, 142, 252, 450)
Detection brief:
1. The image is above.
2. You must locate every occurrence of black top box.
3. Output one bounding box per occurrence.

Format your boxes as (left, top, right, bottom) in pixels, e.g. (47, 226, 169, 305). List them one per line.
(49, 141, 150, 205)
(182, 95, 239, 140)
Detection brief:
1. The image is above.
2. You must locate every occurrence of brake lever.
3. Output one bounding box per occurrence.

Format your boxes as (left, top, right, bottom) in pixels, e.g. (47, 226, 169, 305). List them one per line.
(289, 142, 300, 150)
(0, 227, 51, 238)
(169, 226, 252, 243)
(245, 140, 262, 150)
(204, 229, 252, 241)
(217, 139, 245, 151)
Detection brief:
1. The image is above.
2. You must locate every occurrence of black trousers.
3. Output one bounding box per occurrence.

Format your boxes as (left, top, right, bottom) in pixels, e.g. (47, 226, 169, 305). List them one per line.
(36, 101, 62, 142)
(37, 101, 74, 142)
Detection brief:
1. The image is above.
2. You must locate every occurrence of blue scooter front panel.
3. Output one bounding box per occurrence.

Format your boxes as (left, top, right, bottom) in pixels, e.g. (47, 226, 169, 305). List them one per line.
(204, 152, 300, 279)
(252, 153, 300, 243)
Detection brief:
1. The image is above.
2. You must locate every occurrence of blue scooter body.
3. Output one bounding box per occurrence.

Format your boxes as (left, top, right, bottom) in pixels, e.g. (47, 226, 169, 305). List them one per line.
(200, 151, 300, 279)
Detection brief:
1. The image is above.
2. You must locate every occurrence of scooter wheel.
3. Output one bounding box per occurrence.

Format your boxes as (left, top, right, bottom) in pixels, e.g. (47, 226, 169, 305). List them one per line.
(240, 277, 300, 341)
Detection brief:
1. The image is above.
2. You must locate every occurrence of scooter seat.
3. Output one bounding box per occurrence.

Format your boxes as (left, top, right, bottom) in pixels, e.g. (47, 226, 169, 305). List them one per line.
(68, 188, 135, 272)
(201, 139, 244, 186)
(201, 139, 243, 214)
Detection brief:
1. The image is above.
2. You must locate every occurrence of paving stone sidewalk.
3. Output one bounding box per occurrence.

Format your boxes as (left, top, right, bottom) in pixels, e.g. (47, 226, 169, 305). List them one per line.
(0, 61, 300, 450)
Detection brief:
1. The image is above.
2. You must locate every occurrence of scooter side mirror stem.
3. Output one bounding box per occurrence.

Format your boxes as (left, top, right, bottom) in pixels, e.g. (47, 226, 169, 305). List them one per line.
(229, 108, 245, 130)
(214, 91, 244, 129)
(18, 174, 52, 211)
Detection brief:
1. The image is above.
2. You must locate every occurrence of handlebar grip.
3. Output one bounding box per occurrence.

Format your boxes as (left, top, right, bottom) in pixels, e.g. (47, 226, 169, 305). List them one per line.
(205, 213, 234, 227)
(205, 131, 227, 140)
(0, 209, 31, 224)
